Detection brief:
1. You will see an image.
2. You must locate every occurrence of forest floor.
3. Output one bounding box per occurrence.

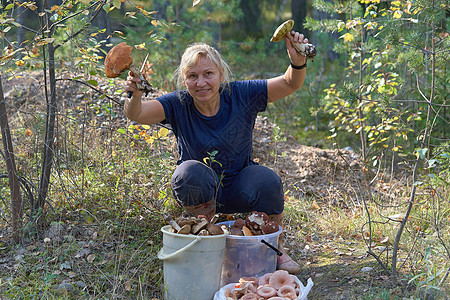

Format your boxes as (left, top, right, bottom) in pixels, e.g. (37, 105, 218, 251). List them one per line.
(0, 71, 447, 299)
(251, 118, 415, 300)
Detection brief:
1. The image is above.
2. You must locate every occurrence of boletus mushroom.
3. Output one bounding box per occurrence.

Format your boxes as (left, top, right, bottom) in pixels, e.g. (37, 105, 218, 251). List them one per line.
(271, 19, 317, 59)
(104, 42, 155, 97)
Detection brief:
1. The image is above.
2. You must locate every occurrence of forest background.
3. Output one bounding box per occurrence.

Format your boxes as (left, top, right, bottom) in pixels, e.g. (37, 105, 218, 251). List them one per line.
(0, 0, 448, 299)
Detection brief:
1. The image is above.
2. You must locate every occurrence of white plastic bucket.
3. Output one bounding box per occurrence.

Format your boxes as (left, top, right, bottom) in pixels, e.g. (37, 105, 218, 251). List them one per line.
(158, 225, 228, 300)
(218, 221, 283, 286)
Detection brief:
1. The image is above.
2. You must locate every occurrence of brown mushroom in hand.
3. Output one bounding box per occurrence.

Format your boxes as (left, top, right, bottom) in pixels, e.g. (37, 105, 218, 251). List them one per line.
(104, 42, 154, 97)
(271, 19, 317, 59)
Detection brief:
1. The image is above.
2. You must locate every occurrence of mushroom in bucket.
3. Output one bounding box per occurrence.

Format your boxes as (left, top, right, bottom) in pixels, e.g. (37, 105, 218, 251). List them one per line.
(271, 19, 317, 59)
(104, 42, 155, 97)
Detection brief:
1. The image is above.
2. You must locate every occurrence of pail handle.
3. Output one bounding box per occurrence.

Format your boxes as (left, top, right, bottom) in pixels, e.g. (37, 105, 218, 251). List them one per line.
(261, 239, 283, 256)
(157, 236, 202, 260)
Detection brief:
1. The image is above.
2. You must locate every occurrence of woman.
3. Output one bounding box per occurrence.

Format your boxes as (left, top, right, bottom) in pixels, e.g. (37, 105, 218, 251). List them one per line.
(124, 31, 308, 274)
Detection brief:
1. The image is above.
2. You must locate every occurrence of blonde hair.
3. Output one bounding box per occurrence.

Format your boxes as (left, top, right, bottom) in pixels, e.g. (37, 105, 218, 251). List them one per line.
(174, 43, 232, 91)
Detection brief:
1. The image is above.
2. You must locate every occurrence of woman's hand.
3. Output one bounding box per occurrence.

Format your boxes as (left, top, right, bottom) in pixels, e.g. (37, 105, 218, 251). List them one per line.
(124, 71, 144, 100)
(267, 30, 308, 103)
(285, 31, 308, 66)
(123, 71, 166, 125)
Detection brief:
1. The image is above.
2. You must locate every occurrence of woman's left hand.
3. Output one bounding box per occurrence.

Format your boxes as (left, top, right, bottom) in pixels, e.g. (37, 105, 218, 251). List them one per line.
(285, 31, 308, 66)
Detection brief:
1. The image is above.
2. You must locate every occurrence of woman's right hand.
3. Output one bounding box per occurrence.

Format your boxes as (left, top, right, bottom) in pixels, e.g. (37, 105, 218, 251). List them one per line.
(125, 71, 144, 99)
(123, 71, 166, 125)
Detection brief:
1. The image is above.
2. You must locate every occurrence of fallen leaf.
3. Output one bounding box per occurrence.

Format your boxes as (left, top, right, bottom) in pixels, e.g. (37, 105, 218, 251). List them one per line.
(125, 280, 131, 291)
(387, 213, 406, 221)
(87, 254, 95, 263)
(309, 201, 320, 210)
(379, 236, 389, 244)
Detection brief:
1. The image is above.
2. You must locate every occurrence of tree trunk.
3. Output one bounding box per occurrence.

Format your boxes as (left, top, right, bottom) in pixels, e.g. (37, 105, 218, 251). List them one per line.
(239, 0, 262, 38)
(291, 0, 310, 38)
(0, 76, 22, 243)
(37, 0, 58, 210)
(15, 0, 27, 48)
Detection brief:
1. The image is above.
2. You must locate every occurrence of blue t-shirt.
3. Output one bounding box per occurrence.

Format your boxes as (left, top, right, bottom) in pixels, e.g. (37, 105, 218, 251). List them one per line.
(157, 80, 268, 186)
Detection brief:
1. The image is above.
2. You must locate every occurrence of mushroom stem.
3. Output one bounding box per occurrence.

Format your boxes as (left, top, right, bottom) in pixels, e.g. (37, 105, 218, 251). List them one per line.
(285, 32, 317, 59)
(164, 214, 181, 232)
(128, 64, 155, 98)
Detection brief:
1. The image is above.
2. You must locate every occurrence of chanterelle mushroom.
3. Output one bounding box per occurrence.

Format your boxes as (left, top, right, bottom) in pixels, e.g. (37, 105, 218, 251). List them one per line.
(104, 42, 155, 97)
(271, 19, 317, 59)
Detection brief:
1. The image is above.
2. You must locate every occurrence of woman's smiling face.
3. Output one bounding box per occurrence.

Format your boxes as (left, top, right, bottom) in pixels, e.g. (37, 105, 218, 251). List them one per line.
(183, 55, 224, 105)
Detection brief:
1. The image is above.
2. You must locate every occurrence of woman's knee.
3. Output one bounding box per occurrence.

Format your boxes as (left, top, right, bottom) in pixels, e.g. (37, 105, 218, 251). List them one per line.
(171, 160, 220, 207)
(237, 165, 284, 214)
(241, 165, 282, 191)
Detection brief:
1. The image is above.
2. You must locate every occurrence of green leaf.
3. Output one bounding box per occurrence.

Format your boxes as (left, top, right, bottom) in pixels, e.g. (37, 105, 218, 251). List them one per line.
(427, 159, 438, 168)
(87, 79, 98, 86)
(50, 13, 59, 22)
(439, 153, 449, 159)
(113, 0, 121, 10)
(117, 128, 126, 134)
(417, 148, 428, 159)
(5, 3, 14, 9)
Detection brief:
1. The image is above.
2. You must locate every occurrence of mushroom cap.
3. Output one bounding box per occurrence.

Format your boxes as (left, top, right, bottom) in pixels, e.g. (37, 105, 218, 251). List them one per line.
(206, 223, 224, 235)
(242, 225, 253, 236)
(277, 285, 297, 298)
(271, 19, 294, 42)
(232, 218, 245, 229)
(268, 270, 295, 289)
(262, 220, 279, 234)
(245, 211, 269, 234)
(230, 227, 243, 236)
(104, 42, 134, 78)
(256, 286, 277, 298)
(258, 272, 273, 286)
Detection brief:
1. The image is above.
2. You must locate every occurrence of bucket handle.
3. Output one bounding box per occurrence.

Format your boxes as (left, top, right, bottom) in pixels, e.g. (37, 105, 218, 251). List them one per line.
(261, 239, 283, 256)
(157, 236, 202, 260)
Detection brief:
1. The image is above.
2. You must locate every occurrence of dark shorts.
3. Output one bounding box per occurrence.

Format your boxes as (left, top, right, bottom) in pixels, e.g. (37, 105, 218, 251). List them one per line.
(170, 160, 284, 215)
